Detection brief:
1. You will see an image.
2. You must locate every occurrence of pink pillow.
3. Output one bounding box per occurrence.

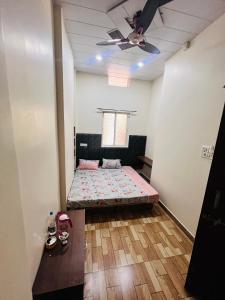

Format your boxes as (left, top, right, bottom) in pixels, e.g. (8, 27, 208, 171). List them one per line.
(78, 159, 99, 170)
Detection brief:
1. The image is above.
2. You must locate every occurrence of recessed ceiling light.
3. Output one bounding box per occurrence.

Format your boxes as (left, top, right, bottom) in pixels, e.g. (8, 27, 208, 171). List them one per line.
(96, 54, 103, 61)
(137, 61, 144, 68)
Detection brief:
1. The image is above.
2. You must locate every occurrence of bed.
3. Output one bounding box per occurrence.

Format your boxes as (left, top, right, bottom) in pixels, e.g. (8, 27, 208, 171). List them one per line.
(67, 166, 159, 209)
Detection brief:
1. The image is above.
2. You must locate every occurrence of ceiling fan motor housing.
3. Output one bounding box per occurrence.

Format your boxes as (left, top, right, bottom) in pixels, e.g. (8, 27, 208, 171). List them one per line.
(128, 32, 144, 45)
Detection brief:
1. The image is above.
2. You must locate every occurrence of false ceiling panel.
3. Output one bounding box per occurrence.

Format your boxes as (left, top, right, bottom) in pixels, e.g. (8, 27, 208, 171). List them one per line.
(57, 0, 225, 80)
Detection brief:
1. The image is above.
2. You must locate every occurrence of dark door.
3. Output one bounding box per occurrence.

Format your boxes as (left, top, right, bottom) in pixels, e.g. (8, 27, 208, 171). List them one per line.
(185, 103, 225, 299)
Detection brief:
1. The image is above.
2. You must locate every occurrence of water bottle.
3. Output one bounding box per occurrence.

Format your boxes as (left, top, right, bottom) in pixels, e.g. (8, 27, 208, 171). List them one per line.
(47, 211, 56, 236)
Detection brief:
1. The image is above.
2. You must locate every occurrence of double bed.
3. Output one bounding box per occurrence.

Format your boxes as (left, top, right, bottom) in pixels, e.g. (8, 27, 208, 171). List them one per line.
(67, 166, 159, 209)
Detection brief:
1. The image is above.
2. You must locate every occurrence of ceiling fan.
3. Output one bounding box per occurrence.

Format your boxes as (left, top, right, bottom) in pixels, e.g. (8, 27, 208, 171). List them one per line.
(96, 0, 173, 54)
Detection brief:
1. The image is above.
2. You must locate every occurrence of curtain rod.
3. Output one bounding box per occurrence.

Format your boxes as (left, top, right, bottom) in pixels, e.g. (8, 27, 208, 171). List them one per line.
(97, 108, 137, 115)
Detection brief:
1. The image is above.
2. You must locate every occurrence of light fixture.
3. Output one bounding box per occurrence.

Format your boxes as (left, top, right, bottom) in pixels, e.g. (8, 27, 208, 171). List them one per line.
(96, 54, 103, 61)
(137, 61, 144, 68)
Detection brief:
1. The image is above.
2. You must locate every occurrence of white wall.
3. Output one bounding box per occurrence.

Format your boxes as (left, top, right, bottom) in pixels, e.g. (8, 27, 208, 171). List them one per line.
(1, 0, 60, 290)
(76, 72, 151, 136)
(53, 5, 75, 209)
(148, 13, 225, 236)
(61, 13, 75, 197)
(74, 70, 78, 127)
(146, 76, 163, 158)
(0, 12, 32, 299)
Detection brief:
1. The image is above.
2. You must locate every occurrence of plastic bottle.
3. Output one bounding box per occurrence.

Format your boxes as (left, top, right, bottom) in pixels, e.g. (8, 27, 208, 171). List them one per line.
(47, 211, 56, 236)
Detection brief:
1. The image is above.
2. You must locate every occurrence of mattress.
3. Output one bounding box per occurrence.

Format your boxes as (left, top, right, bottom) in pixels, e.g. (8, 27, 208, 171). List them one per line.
(67, 166, 159, 209)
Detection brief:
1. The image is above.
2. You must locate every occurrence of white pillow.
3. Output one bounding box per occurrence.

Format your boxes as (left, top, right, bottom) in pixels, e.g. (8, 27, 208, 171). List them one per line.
(102, 159, 121, 169)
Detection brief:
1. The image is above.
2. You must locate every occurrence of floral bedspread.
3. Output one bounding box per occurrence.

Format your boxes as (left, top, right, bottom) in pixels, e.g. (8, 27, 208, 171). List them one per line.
(67, 166, 159, 209)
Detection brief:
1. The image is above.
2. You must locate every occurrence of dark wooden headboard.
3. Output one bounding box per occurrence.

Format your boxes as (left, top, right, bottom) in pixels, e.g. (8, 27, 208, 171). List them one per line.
(76, 133, 146, 168)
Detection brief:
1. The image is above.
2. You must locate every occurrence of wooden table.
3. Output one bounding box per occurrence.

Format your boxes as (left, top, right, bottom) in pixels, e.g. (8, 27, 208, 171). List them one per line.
(136, 156, 153, 182)
(32, 210, 85, 300)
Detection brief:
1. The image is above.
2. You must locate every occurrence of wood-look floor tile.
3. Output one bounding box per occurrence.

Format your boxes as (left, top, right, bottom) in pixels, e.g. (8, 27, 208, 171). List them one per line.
(132, 240, 148, 262)
(160, 222, 174, 236)
(86, 231, 92, 244)
(137, 232, 149, 248)
(101, 228, 110, 238)
(96, 230, 102, 247)
(134, 224, 145, 233)
(151, 292, 167, 300)
(102, 238, 116, 269)
(128, 225, 140, 241)
(133, 263, 155, 293)
(184, 254, 191, 263)
(92, 246, 104, 272)
(99, 221, 109, 230)
(147, 243, 160, 261)
(170, 255, 188, 275)
(117, 266, 138, 299)
(144, 261, 162, 293)
(105, 268, 120, 287)
(142, 217, 152, 224)
(180, 239, 193, 254)
(135, 284, 152, 300)
(182, 273, 187, 282)
(107, 286, 123, 300)
(102, 238, 108, 255)
(114, 249, 127, 267)
(85, 246, 93, 273)
(150, 260, 167, 276)
(162, 258, 188, 298)
(91, 230, 97, 248)
(121, 286, 138, 300)
(166, 235, 186, 255)
(92, 271, 107, 300)
(118, 226, 129, 237)
(152, 222, 163, 233)
(154, 243, 170, 258)
(158, 232, 181, 256)
(133, 263, 148, 286)
(169, 228, 183, 243)
(122, 236, 138, 264)
(145, 224, 162, 244)
(111, 228, 123, 251)
(158, 275, 178, 300)
(84, 273, 93, 298)
(84, 204, 193, 300)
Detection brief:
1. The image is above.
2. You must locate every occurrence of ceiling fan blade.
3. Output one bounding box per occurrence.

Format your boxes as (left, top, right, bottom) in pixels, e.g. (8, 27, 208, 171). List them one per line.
(107, 29, 133, 49)
(119, 43, 137, 50)
(108, 29, 125, 40)
(136, 0, 160, 34)
(96, 39, 122, 46)
(97, 36, 134, 50)
(159, 0, 173, 6)
(138, 42, 160, 54)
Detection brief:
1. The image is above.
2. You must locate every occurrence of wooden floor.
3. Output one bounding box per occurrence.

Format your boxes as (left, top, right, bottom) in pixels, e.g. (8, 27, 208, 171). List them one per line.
(84, 204, 194, 300)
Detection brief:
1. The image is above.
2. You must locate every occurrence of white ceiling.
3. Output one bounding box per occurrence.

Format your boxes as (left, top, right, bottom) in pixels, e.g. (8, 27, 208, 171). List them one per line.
(57, 0, 225, 81)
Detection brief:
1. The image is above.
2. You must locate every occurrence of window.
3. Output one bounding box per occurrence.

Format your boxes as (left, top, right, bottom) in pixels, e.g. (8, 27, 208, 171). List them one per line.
(102, 112, 128, 147)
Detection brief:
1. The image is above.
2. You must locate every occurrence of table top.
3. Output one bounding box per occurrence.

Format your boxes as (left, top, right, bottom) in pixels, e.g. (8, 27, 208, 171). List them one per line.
(32, 209, 85, 296)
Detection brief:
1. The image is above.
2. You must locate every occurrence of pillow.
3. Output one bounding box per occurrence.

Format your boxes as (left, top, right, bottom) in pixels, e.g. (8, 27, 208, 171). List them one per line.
(102, 158, 121, 169)
(78, 159, 99, 170)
